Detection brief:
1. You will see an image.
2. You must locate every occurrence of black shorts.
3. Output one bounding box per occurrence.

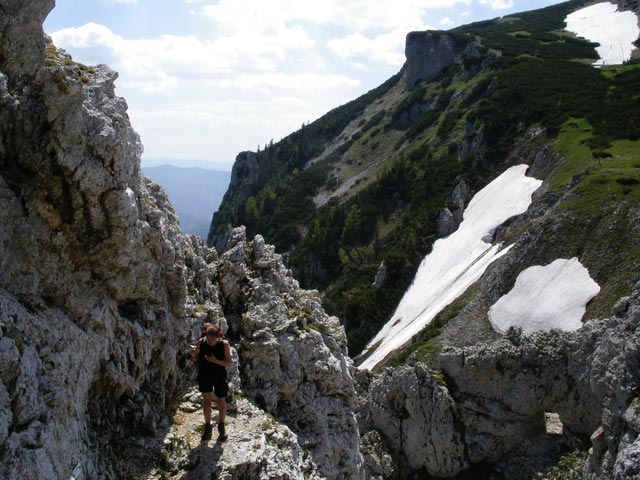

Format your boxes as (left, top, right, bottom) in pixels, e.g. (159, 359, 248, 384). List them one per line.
(198, 374, 228, 398)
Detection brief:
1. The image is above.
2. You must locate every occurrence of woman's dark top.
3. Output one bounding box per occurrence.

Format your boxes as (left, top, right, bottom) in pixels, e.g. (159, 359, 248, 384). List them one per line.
(197, 339, 227, 381)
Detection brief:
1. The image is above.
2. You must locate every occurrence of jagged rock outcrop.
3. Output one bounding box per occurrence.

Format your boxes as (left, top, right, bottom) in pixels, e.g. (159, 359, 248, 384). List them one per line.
(404, 32, 467, 90)
(357, 365, 467, 478)
(0, 2, 364, 479)
(0, 3, 205, 472)
(0, 0, 54, 78)
(436, 180, 471, 238)
(583, 290, 640, 479)
(358, 282, 640, 478)
(372, 261, 387, 289)
(229, 151, 259, 196)
(4, 1, 639, 479)
(435, 208, 457, 238)
(216, 227, 364, 480)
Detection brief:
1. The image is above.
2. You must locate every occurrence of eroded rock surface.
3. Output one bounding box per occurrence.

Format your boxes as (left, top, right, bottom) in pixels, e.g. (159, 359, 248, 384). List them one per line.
(217, 228, 364, 479)
(404, 32, 467, 90)
(358, 281, 640, 479)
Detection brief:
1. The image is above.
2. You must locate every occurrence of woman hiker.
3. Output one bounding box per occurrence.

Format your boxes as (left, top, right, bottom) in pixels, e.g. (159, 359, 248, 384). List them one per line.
(189, 324, 233, 441)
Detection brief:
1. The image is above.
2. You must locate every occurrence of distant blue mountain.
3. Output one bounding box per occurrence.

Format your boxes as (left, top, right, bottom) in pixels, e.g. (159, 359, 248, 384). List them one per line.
(142, 164, 231, 239)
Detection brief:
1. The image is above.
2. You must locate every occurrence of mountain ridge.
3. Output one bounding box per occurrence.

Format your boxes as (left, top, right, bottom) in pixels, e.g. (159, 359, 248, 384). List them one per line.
(209, 0, 640, 356)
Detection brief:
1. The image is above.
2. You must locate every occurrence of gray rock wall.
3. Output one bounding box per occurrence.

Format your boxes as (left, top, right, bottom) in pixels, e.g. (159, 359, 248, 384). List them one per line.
(357, 365, 467, 478)
(403, 32, 466, 90)
(217, 228, 364, 480)
(0, 24, 203, 470)
(358, 284, 640, 479)
(207, 151, 258, 250)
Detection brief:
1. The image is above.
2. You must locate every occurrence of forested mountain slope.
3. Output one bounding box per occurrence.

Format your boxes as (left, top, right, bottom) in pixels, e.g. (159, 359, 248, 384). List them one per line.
(209, 0, 640, 356)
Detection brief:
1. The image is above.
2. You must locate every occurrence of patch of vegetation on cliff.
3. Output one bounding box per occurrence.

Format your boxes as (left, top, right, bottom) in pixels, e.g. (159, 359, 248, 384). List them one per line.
(537, 447, 589, 480)
(545, 118, 640, 318)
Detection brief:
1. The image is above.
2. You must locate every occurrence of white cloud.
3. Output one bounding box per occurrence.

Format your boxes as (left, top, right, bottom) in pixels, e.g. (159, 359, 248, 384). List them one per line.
(129, 95, 322, 161)
(50, 22, 320, 94)
(328, 33, 378, 60)
(196, 0, 460, 68)
(200, 0, 470, 33)
(215, 73, 360, 91)
(51, 1, 473, 93)
(328, 27, 423, 66)
(439, 17, 454, 26)
(478, 0, 514, 10)
(103, 0, 137, 4)
(49, 0, 479, 165)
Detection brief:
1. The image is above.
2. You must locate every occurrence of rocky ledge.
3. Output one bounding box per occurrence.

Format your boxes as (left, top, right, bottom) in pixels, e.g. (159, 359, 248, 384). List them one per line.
(357, 281, 640, 479)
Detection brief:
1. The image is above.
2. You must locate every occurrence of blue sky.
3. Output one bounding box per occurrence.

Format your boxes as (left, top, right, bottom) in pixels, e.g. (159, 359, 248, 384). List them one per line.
(44, 0, 565, 170)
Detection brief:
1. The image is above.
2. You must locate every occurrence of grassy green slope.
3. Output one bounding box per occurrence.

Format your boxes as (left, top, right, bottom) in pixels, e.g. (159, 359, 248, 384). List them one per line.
(210, 0, 640, 356)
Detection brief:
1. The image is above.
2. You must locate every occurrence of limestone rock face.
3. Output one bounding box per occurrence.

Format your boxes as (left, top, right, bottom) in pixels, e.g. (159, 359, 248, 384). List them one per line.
(451, 180, 471, 216)
(372, 261, 387, 289)
(0, 0, 54, 78)
(404, 32, 467, 90)
(207, 151, 258, 250)
(216, 228, 364, 480)
(0, 31, 200, 469)
(436, 208, 457, 238)
(358, 282, 640, 478)
(440, 326, 603, 464)
(357, 365, 467, 478)
(436, 180, 471, 237)
(229, 151, 259, 196)
(582, 288, 640, 480)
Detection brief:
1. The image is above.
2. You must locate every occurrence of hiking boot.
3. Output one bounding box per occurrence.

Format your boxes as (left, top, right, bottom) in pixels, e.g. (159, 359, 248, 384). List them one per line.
(201, 423, 212, 440)
(217, 422, 227, 442)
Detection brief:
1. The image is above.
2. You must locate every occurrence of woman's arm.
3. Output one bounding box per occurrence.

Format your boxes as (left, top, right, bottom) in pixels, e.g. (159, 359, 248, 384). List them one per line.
(188, 338, 202, 360)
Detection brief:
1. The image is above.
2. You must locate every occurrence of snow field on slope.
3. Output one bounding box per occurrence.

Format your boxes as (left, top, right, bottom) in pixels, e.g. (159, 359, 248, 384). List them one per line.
(488, 257, 600, 334)
(359, 165, 542, 370)
(565, 2, 640, 65)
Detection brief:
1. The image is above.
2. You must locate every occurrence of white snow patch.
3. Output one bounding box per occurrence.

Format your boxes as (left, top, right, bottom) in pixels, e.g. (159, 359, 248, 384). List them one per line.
(565, 2, 640, 65)
(488, 257, 600, 334)
(358, 164, 542, 370)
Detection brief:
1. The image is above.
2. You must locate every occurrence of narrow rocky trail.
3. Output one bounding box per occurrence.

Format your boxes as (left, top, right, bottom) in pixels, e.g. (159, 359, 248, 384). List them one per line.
(120, 388, 320, 480)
